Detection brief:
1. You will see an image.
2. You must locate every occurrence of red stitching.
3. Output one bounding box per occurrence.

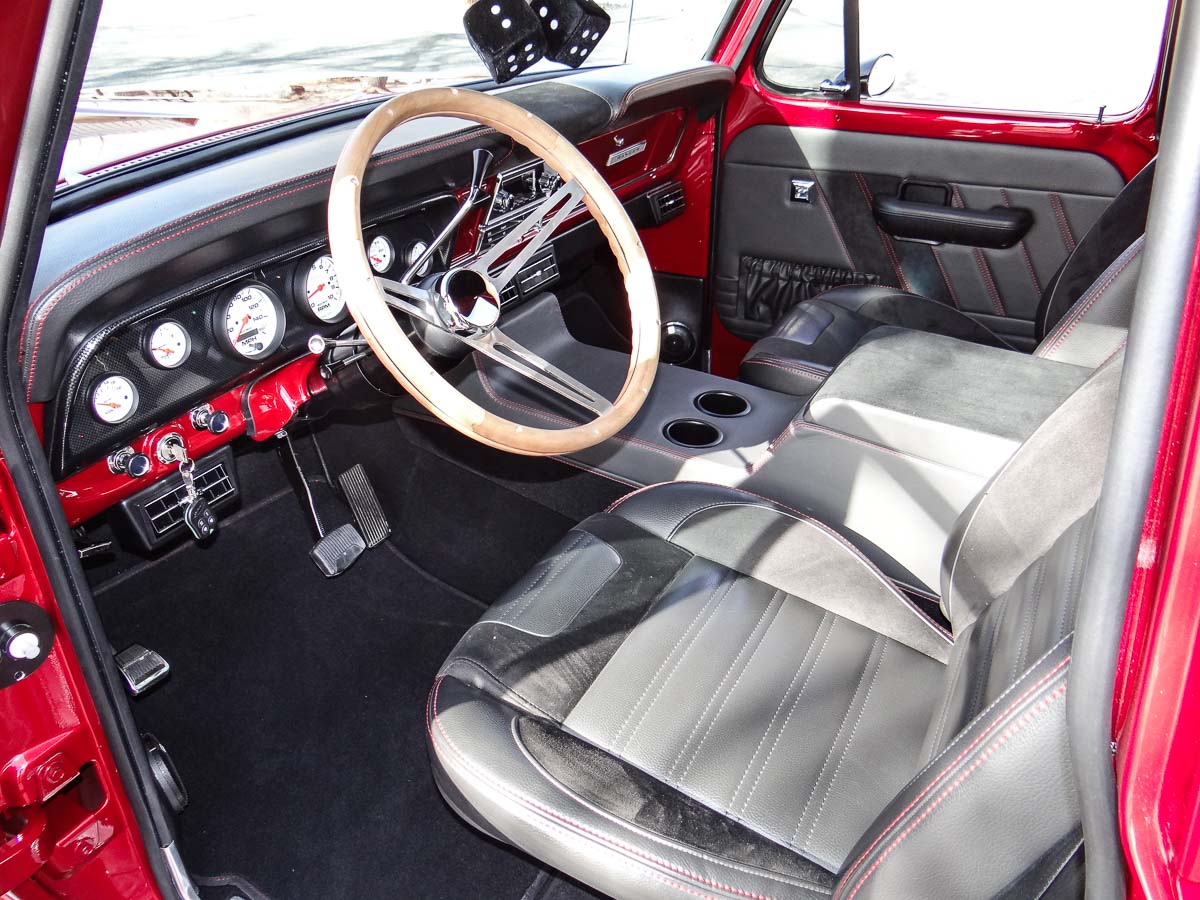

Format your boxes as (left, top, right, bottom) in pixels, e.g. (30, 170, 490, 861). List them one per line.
(835, 659, 1069, 894)
(814, 178, 856, 271)
(854, 173, 910, 292)
(930, 247, 960, 309)
(1048, 193, 1076, 253)
(742, 358, 825, 381)
(1001, 188, 1041, 297)
(839, 682, 1067, 900)
(972, 247, 1006, 316)
(1037, 240, 1143, 359)
(427, 676, 784, 900)
(24, 129, 497, 397)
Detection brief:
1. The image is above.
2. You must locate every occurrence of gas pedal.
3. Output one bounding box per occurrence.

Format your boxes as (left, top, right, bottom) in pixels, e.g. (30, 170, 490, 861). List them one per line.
(310, 522, 366, 578)
(339, 464, 391, 548)
(115, 644, 170, 696)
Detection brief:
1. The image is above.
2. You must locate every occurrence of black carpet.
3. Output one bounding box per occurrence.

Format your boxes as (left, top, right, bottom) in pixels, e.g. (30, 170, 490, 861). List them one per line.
(94, 470, 543, 899)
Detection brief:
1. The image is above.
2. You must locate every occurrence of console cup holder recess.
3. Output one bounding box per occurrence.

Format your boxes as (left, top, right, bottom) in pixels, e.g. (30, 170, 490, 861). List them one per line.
(694, 390, 751, 418)
(664, 419, 723, 449)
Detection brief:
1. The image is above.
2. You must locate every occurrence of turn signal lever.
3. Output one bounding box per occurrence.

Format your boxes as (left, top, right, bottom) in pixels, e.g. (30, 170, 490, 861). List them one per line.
(401, 148, 494, 284)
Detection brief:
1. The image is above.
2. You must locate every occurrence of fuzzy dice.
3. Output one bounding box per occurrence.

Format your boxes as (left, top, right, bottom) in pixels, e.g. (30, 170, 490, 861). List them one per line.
(463, 0, 548, 84)
(531, 0, 612, 67)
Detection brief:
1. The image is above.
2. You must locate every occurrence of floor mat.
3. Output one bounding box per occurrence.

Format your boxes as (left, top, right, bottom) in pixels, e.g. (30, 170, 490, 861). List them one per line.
(96, 487, 541, 900)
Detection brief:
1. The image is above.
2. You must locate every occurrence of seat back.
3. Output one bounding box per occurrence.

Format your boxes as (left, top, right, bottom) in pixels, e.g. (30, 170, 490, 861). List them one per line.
(1031, 159, 1154, 367)
(833, 355, 1122, 898)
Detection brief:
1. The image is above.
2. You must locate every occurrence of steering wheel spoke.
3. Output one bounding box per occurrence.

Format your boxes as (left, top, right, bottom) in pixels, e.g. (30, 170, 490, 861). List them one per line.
(465, 328, 613, 418)
(376, 276, 440, 326)
(471, 178, 584, 290)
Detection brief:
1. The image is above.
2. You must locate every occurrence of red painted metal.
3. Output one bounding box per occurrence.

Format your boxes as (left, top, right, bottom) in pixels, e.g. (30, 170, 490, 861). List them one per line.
(0, 0, 50, 224)
(1116, 232, 1200, 900)
(57, 356, 323, 528)
(0, 449, 160, 898)
(638, 118, 717, 279)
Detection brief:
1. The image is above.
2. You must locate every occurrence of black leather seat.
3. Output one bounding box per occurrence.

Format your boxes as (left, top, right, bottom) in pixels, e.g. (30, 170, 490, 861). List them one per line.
(740, 160, 1154, 398)
(427, 354, 1121, 898)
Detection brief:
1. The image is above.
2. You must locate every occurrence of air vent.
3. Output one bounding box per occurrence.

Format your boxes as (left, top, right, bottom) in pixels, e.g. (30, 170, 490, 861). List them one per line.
(648, 182, 686, 225)
(113, 446, 240, 552)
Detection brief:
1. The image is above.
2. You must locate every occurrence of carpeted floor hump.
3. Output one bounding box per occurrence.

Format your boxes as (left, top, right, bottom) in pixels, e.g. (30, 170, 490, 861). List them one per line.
(95, 485, 541, 900)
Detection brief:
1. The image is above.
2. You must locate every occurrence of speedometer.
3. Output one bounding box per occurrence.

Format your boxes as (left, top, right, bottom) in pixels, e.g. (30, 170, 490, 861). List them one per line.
(300, 254, 346, 323)
(215, 283, 285, 360)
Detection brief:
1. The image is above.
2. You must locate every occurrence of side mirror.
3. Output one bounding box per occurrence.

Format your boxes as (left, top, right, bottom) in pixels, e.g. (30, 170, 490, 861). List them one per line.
(818, 53, 896, 99)
(861, 54, 896, 98)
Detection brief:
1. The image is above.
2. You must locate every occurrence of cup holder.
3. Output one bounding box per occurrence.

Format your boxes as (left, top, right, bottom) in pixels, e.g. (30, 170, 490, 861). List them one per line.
(695, 390, 751, 418)
(664, 418, 723, 449)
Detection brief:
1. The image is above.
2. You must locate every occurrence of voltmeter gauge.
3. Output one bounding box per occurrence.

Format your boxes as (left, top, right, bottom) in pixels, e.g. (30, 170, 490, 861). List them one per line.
(91, 374, 139, 425)
(368, 235, 394, 274)
(299, 254, 347, 323)
(144, 320, 191, 368)
(215, 283, 286, 360)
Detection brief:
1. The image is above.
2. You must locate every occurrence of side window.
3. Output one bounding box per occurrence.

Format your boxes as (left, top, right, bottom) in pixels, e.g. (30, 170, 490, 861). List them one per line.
(761, 0, 1170, 119)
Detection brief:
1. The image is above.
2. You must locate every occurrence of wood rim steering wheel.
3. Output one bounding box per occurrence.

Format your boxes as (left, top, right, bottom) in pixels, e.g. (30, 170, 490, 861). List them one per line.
(327, 87, 660, 456)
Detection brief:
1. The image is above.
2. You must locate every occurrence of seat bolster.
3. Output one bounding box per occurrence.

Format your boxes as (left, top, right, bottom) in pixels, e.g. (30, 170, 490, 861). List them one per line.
(832, 639, 1078, 900)
(609, 482, 951, 662)
(820, 286, 1014, 349)
(427, 676, 836, 900)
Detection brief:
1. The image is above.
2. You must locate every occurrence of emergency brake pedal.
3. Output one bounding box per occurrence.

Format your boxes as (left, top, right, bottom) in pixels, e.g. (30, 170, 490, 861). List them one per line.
(115, 644, 170, 696)
(338, 464, 391, 548)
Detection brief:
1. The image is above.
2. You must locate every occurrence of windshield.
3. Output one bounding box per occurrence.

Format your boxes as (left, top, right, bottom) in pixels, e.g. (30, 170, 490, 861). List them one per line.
(64, 0, 729, 183)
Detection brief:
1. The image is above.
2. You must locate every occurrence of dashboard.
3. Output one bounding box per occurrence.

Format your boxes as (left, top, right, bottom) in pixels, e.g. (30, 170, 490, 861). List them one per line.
(30, 61, 736, 534)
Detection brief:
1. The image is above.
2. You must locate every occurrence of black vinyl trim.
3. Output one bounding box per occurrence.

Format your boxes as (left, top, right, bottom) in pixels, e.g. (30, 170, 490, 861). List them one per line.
(1067, 0, 1200, 896)
(874, 196, 1033, 248)
(0, 1, 187, 898)
(702, 0, 746, 61)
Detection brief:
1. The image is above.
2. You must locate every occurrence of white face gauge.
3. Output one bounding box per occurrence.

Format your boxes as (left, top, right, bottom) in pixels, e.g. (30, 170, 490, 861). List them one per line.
(222, 285, 283, 359)
(91, 375, 138, 424)
(304, 255, 345, 322)
(146, 320, 190, 368)
(368, 235, 394, 274)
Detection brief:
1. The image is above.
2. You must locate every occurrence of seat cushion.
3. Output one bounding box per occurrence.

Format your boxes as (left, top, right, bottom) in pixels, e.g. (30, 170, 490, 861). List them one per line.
(740, 286, 1012, 398)
(428, 483, 950, 899)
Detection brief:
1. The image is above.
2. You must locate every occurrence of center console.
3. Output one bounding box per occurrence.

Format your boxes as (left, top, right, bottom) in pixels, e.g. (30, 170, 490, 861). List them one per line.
(404, 295, 1092, 596)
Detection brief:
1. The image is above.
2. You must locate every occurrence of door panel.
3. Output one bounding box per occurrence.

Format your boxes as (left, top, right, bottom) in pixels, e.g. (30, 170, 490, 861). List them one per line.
(714, 124, 1124, 347)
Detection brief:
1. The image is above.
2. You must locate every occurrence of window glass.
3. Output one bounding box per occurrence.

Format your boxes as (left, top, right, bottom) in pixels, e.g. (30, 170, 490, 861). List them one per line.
(762, 0, 1169, 118)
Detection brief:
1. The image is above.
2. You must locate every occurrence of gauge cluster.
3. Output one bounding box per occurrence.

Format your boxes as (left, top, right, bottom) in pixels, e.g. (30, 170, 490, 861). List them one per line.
(56, 210, 444, 479)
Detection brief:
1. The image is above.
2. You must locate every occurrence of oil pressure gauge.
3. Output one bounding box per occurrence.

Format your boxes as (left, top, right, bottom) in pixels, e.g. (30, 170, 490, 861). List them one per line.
(91, 374, 139, 425)
(144, 320, 191, 368)
(367, 235, 394, 274)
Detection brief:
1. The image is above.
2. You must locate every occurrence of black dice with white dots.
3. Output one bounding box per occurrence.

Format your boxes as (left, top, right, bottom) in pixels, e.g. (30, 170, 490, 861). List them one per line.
(532, 0, 611, 67)
(463, 0, 548, 84)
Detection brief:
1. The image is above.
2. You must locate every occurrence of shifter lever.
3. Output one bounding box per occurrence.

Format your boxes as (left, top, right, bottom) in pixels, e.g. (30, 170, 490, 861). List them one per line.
(401, 148, 494, 284)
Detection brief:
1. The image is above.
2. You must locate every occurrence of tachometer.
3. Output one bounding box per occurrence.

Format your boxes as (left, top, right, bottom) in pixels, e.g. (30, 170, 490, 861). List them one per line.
(215, 283, 285, 359)
(91, 374, 139, 424)
(300, 255, 346, 323)
(368, 235, 394, 274)
(144, 320, 191, 368)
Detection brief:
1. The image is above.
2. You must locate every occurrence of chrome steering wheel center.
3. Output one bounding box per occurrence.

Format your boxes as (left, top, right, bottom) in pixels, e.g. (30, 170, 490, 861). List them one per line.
(432, 268, 501, 337)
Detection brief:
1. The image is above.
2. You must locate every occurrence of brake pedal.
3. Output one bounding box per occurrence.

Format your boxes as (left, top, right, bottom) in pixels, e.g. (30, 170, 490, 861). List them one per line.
(339, 464, 391, 548)
(115, 644, 170, 696)
(310, 522, 366, 578)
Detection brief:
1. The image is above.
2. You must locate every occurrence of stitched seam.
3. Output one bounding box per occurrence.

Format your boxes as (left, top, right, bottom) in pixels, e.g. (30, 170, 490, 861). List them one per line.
(1048, 193, 1076, 253)
(925, 647, 965, 761)
(738, 614, 836, 816)
(930, 247, 960, 309)
(749, 355, 829, 377)
(626, 489, 950, 643)
(792, 637, 883, 847)
(1010, 557, 1049, 685)
(854, 173, 910, 292)
(839, 683, 1068, 900)
(498, 532, 591, 626)
(1002, 189, 1042, 296)
(668, 590, 783, 779)
(836, 655, 1070, 890)
(676, 595, 786, 783)
(1037, 239, 1143, 358)
(972, 247, 1006, 316)
(24, 128, 494, 396)
(615, 573, 738, 750)
(742, 360, 826, 382)
(729, 610, 828, 812)
(803, 641, 887, 848)
(813, 177, 856, 270)
(429, 677, 789, 900)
